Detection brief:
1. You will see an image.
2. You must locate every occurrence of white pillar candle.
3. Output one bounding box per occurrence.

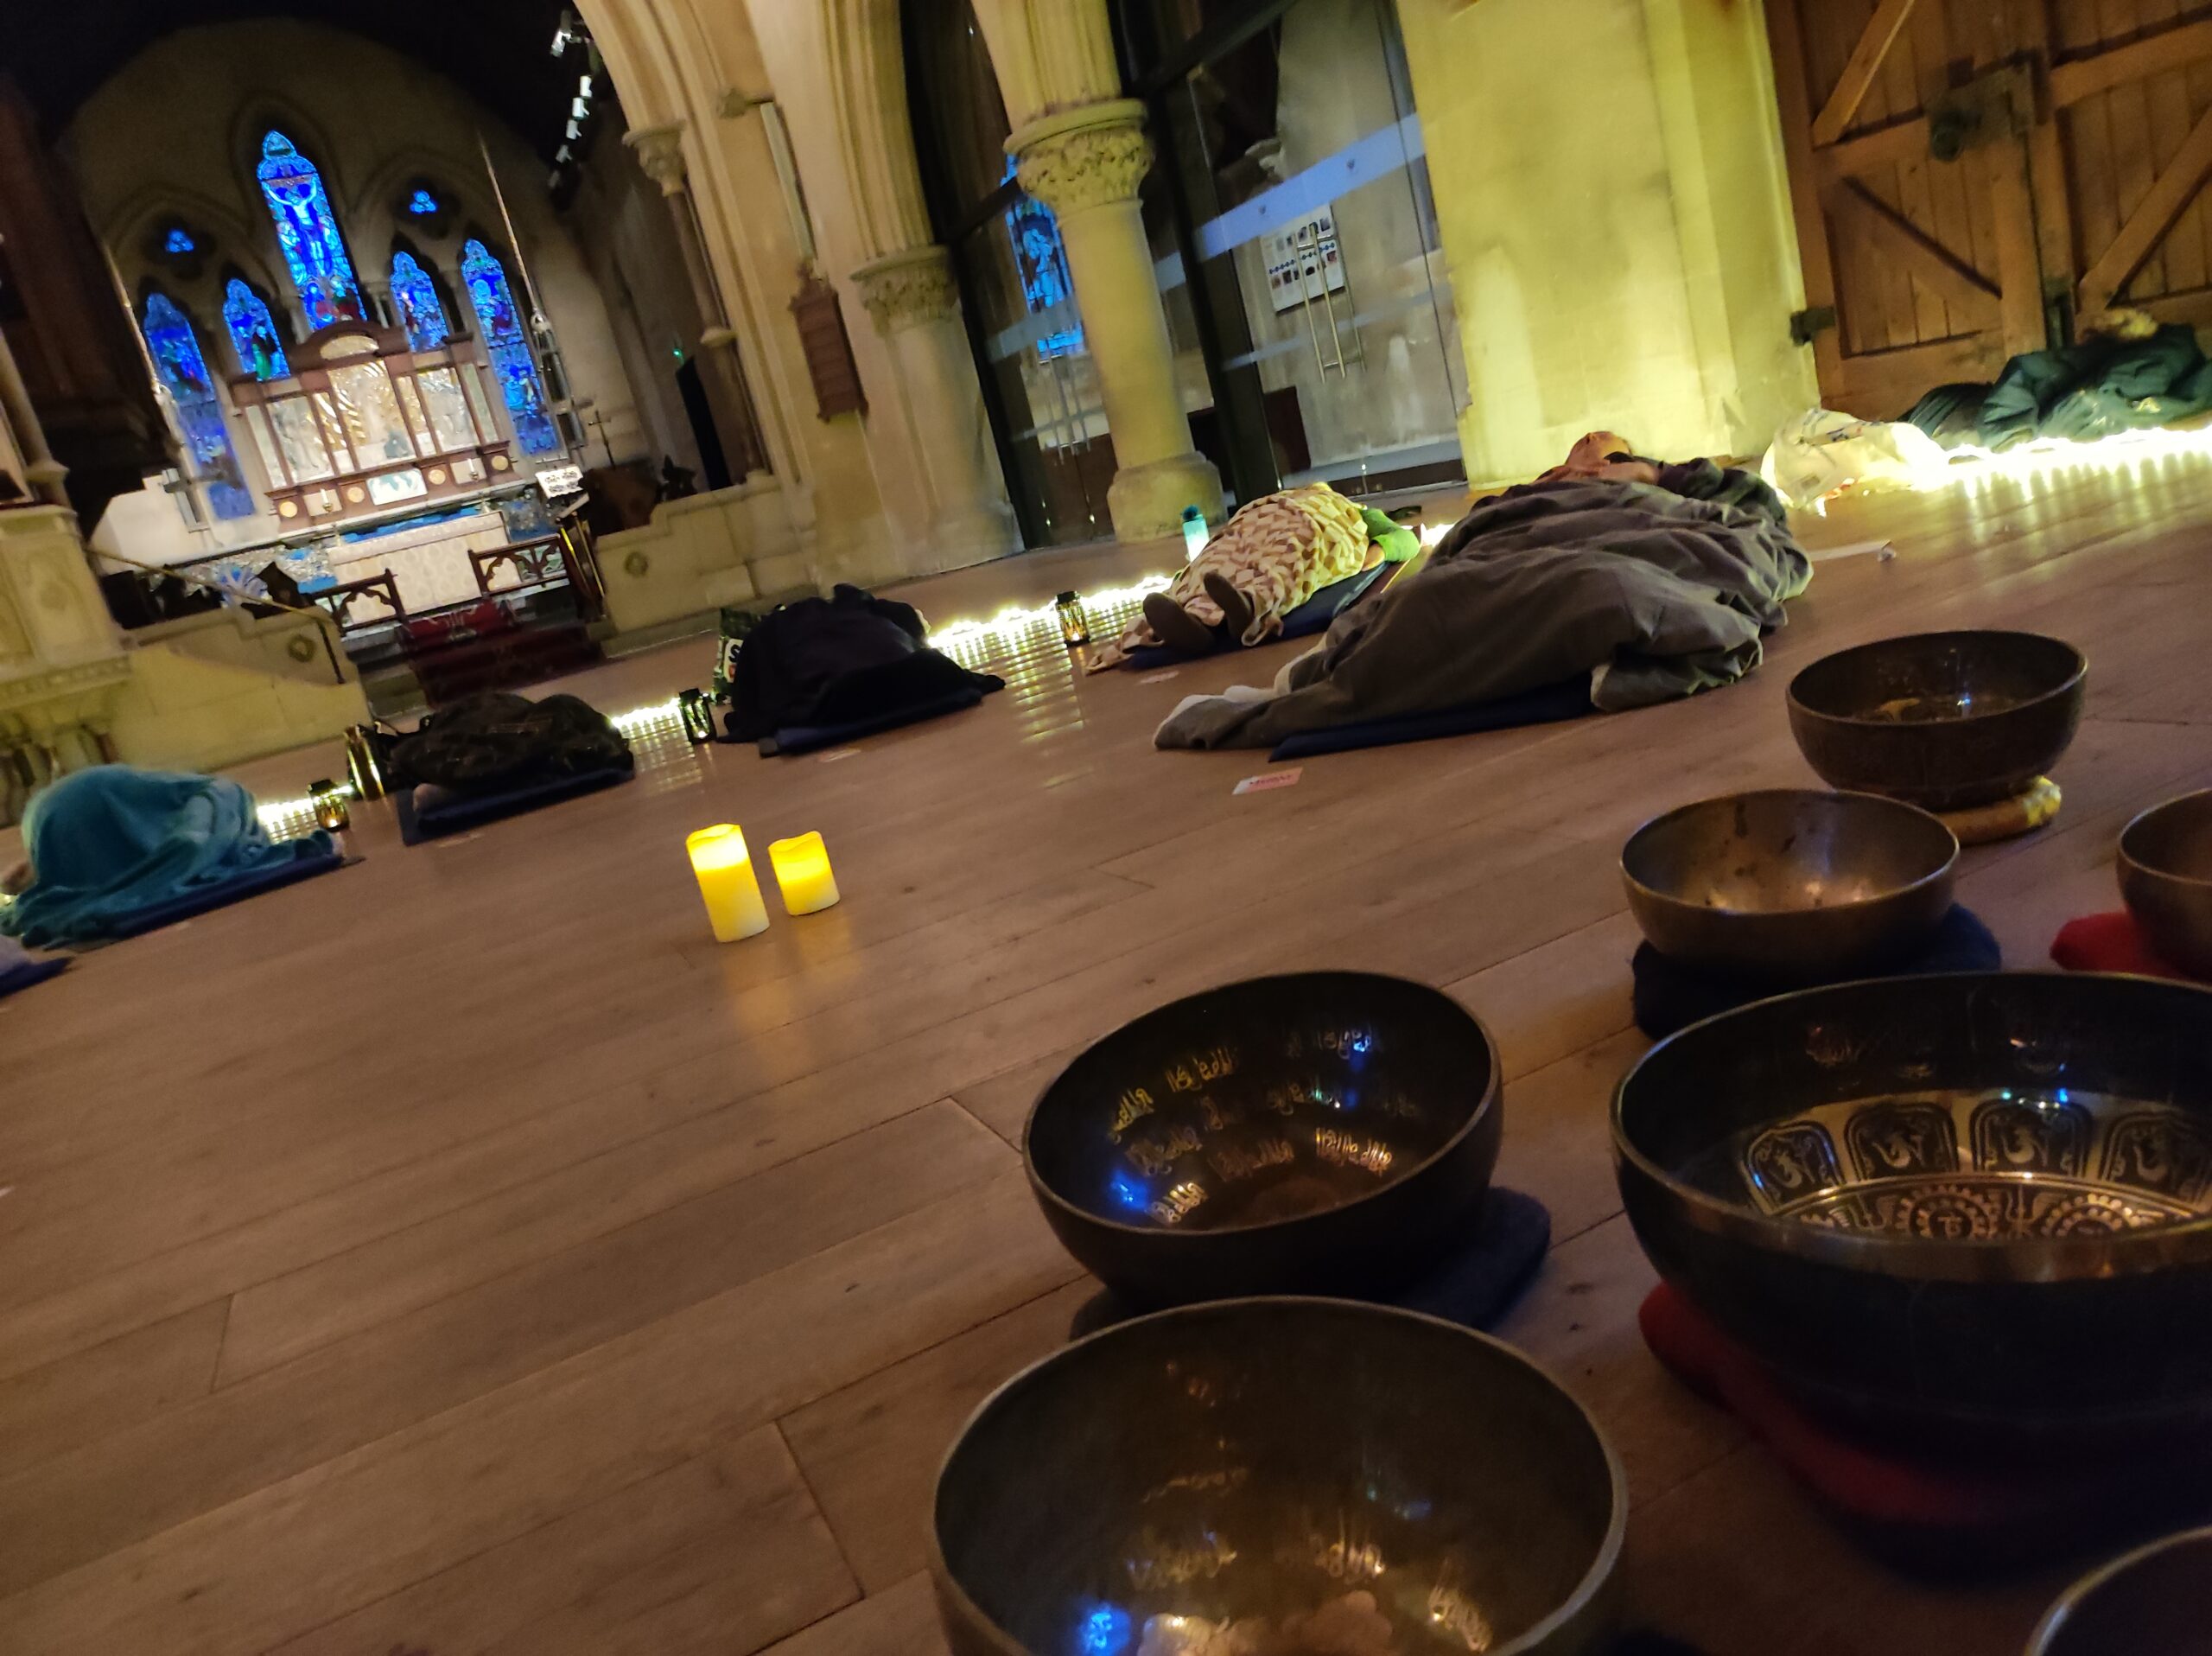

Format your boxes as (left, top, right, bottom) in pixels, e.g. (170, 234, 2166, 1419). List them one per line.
(769, 831, 841, 915)
(687, 824, 769, 942)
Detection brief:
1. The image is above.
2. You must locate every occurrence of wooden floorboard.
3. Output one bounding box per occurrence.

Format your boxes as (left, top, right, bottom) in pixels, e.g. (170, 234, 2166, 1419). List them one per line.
(5, 461, 2212, 1652)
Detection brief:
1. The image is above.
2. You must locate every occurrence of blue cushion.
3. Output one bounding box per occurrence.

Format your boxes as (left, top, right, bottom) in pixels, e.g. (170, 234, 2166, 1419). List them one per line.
(0, 957, 69, 997)
(761, 685, 987, 756)
(95, 844, 349, 941)
(397, 764, 633, 844)
(1631, 905, 2003, 1040)
(1268, 677, 1596, 761)
(1118, 564, 1391, 672)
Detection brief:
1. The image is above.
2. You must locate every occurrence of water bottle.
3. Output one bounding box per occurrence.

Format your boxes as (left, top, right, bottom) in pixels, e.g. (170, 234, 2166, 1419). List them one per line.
(1180, 505, 1209, 564)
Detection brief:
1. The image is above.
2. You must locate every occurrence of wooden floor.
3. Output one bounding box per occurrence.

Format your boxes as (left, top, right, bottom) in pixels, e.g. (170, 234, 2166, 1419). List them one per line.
(6, 460, 2212, 1654)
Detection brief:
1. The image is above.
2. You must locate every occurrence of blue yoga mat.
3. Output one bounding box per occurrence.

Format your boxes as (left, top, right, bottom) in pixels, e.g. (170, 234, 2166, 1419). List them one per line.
(1631, 905, 2003, 1040)
(0, 955, 69, 998)
(93, 844, 349, 942)
(1267, 677, 1596, 761)
(397, 764, 634, 844)
(760, 685, 988, 756)
(1120, 564, 1390, 672)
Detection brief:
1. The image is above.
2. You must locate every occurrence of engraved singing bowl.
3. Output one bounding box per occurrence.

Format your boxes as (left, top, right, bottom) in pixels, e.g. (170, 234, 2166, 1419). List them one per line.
(1613, 972, 2212, 1441)
(2027, 1525, 2212, 1655)
(1620, 789, 1958, 981)
(1025, 973, 1501, 1309)
(2120, 789, 2212, 978)
(1788, 631, 2087, 811)
(930, 1297, 1624, 1656)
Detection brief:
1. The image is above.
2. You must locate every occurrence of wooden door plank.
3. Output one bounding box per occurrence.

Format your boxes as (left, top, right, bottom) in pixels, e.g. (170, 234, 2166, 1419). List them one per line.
(1987, 140, 2054, 352)
(2101, 0, 2171, 299)
(1827, 178, 2005, 315)
(2013, 0, 2082, 302)
(1821, 116, 1933, 179)
(1814, 0, 1925, 144)
(2081, 99, 2212, 311)
(2052, 16, 2212, 106)
(1767, 0, 1851, 394)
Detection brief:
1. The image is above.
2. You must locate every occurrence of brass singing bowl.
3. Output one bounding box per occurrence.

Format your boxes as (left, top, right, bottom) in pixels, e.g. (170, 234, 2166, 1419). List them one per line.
(1025, 973, 1501, 1309)
(1788, 631, 2087, 811)
(1614, 971, 2212, 1442)
(1621, 789, 1957, 981)
(930, 1297, 1624, 1656)
(2120, 789, 2212, 978)
(2027, 1525, 2212, 1655)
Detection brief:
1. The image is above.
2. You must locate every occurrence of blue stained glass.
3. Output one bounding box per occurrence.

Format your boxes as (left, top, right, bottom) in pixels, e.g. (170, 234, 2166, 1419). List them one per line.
(163, 227, 195, 254)
(390, 252, 449, 350)
(141, 295, 254, 519)
(461, 239, 560, 455)
(407, 188, 439, 215)
(221, 279, 289, 380)
(1002, 158, 1082, 362)
(257, 131, 363, 330)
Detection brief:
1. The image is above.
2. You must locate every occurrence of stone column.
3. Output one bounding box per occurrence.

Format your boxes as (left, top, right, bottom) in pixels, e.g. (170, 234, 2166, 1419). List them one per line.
(850, 244, 1016, 566)
(625, 123, 771, 479)
(0, 322, 69, 507)
(1009, 98, 1221, 544)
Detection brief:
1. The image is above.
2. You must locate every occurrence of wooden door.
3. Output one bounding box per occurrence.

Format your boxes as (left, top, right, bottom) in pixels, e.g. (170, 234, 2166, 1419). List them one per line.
(1767, 1, 2212, 417)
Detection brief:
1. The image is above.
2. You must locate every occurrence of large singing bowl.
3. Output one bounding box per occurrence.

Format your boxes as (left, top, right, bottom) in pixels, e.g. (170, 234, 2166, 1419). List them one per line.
(931, 1297, 1624, 1656)
(1788, 631, 2087, 811)
(2028, 1526, 2212, 1655)
(1614, 971, 2212, 1440)
(1025, 973, 1500, 1309)
(2120, 789, 2212, 978)
(1621, 789, 1957, 981)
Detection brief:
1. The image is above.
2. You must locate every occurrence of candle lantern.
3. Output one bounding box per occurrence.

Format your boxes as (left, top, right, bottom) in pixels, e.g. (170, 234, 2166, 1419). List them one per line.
(769, 831, 841, 915)
(687, 824, 770, 942)
(308, 779, 351, 832)
(1054, 589, 1090, 647)
(678, 688, 715, 743)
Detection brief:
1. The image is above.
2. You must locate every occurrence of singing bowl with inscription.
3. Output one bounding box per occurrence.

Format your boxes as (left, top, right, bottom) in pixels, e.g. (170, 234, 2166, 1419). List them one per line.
(2120, 789, 2212, 978)
(2028, 1525, 2212, 1655)
(1025, 973, 1500, 1309)
(1621, 789, 1957, 980)
(930, 1297, 1624, 1656)
(1614, 972, 2212, 1440)
(1788, 631, 2087, 812)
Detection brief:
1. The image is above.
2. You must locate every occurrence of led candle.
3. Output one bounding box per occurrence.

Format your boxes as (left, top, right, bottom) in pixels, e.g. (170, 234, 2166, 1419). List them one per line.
(769, 831, 841, 915)
(687, 825, 770, 942)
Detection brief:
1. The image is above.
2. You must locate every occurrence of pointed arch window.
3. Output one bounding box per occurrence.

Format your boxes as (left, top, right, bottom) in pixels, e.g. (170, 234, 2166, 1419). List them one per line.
(141, 294, 254, 519)
(390, 252, 450, 351)
(221, 279, 290, 380)
(257, 131, 362, 329)
(461, 239, 560, 455)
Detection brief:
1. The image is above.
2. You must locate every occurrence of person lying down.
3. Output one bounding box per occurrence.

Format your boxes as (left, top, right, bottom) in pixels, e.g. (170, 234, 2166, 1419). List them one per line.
(1152, 435, 1812, 752)
(1089, 482, 1419, 672)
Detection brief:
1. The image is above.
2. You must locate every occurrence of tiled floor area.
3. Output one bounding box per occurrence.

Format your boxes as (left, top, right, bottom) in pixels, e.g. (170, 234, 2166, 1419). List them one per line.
(6, 458, 2212, 1653)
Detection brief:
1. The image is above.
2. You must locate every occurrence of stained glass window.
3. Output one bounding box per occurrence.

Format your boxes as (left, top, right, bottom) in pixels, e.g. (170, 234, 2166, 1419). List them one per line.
(257, 131, 363, 330)
(141, 294, 254, 519)
(1002, 159, 1082, 361)
(391, 252, 449, 350)
(461, 239, 560, 455)
(163, 227, 195, 254)
(408, 188, 439, 216)
(221, 279, 289, 380)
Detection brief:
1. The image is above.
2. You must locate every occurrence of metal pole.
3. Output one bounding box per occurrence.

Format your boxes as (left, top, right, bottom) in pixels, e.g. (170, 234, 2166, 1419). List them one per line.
(478, 130, 575, 454)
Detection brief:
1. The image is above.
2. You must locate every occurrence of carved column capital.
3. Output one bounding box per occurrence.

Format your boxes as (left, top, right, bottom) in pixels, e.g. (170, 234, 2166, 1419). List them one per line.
(624, 124, 690, 197)
(850, 245, 957, 334)
(1007, 99, 1152, 219)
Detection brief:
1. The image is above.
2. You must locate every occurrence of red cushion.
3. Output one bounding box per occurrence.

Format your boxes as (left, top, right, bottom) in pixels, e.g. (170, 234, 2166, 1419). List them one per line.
(2050, 911, 2200, 979)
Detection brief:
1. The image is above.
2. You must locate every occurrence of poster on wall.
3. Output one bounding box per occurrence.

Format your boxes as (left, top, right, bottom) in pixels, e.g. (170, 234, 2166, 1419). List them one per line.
(1263, 207, 1347, 315)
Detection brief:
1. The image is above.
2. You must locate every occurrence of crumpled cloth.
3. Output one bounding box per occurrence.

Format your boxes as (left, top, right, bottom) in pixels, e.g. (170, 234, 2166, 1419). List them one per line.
(0, 766, 332, 949)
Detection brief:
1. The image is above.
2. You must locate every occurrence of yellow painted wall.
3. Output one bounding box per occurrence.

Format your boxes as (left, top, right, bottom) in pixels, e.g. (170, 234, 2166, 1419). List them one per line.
(109, 642, 367, 774)
(1397, 0, 1816, 481)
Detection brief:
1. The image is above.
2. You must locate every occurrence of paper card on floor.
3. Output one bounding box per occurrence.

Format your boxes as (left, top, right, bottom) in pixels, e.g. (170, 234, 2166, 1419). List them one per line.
(1140, 670, 1180, 685)
(1234, 768, 1303, 795)
(818, 748, 861, 764)
(1811, 538, 1896, 563)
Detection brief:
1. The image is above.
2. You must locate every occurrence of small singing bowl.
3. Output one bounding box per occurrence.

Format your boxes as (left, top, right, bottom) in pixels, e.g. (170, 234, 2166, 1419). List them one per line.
(930, 1297, 1624, 1656)
(2028, 1525, 2212, 1655)
(1025, 973, 1500, 1310)
(2120, 790, 2212, 978)
(1621, 789, 1958, 981)
(1788, 630, 2087, 811)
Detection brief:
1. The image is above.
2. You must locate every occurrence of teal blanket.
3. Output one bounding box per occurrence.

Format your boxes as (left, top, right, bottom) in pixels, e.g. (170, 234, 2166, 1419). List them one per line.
(2, 767, 332, 948)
